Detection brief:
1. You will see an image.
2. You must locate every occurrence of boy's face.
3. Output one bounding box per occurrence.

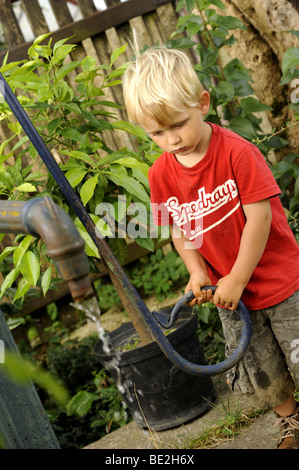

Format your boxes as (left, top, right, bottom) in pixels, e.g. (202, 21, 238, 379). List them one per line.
(143, 91, 210, 163)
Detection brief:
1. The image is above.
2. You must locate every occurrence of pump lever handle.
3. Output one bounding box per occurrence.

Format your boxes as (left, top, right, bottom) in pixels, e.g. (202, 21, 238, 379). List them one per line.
(152, 286, 214, 329)
(151, 286, 252, 376)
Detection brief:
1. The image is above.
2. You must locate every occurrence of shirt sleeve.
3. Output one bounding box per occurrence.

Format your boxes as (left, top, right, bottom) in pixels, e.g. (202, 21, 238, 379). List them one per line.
(232, 143, 281, 205)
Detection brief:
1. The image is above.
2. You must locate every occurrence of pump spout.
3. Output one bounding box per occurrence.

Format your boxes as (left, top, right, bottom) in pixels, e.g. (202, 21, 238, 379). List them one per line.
(0, 197, 92, 302)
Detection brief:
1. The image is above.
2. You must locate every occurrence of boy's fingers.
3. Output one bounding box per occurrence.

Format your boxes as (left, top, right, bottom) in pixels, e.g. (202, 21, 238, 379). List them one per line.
(203, 288, 213, 302)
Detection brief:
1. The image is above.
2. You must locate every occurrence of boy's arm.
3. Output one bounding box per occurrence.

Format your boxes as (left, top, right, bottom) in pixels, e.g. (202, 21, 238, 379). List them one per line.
(170, 225, 212, 305)
(213, 198, 272, 310)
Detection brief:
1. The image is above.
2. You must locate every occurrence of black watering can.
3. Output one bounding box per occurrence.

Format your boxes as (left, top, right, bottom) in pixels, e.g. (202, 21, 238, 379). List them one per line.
(0, 71, 252, 378)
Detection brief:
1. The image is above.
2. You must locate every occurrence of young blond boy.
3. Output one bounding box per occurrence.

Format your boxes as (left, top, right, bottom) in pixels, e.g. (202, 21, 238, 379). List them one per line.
(122, 45, 299, 448)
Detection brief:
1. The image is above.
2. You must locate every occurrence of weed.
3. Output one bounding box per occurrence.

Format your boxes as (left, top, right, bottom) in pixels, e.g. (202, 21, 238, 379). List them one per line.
(182, 398, 267, 449)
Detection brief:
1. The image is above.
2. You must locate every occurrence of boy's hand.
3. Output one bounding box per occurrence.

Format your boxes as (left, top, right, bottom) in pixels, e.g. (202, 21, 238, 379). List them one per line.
(185, 271, 213, 306)
(213, 274, 246, 310)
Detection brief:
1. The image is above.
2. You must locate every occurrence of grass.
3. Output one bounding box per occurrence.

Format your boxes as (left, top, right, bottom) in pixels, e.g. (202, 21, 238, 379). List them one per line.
(181, 398, 268, 449)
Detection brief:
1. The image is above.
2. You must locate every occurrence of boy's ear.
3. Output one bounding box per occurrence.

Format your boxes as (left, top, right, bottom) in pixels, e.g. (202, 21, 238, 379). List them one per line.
(199, 90, 210, 115)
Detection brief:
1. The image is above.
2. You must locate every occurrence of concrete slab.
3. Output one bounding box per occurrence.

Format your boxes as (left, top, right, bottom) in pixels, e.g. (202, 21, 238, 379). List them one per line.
(85, 376, 277, 450)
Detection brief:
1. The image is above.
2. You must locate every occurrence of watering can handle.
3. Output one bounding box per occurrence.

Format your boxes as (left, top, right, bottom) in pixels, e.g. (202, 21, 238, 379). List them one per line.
(151, 286, 252, 376)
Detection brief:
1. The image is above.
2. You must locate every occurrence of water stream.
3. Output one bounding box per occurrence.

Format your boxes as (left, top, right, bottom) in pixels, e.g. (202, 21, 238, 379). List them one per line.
(70, 296, 150, 428)
(69, 296, 126, 395)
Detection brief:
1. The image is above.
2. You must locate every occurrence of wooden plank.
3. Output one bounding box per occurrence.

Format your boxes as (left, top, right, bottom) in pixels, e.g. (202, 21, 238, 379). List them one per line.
(48, 0, 73, 24)
(76, 0, 97, 17)
(0, 0, 175, 62)
(0, 0, 24, 48)
(105, 0, 121, 6)
(20, 0, 49, 37)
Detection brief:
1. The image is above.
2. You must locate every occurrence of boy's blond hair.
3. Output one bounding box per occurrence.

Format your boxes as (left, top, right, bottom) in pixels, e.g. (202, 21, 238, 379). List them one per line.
(122, 43, 204, 128)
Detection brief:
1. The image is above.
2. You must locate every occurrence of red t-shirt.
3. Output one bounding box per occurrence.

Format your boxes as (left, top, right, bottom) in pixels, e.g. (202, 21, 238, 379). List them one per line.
(148, 123, 299, 310)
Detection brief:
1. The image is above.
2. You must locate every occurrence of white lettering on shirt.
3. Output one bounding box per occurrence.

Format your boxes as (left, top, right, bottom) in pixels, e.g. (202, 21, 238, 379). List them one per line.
(165, 179, 239, 240)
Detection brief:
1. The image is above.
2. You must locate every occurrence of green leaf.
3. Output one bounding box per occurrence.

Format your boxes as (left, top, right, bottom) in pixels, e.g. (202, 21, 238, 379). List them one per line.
(13, 235, 33, 268)
(115, 156, 149, 172)
(229, 118, 257, 140)
(47, 302, 58, 321)
(96, 150, 133, 167)
(209, 13, 246, 31)
(80, 175, 99, 206)
(75, 70, 98, 83)
(0, 268, 20, 297)
(7, 317, 26, 330)
(28, 33, 51, 58)
(294, 176, 299, 200)
(135, 235, 155, 252)
(107, 172, 150, 202)
(132, 167, 150, 188)
(13, 277, 31, 302)
(67, 390, 100, 417)
(240, 97, 272, 113)
(56, 61, 80, 80)
(109, 44, 127, 68)
(20, 251, 40, 287)
(98, 100, 122, 109)
(209, 0, 225, 9)
(14, 183, 37, 193)
(271, 160, 293, 179)
(60, 128, 84, 143)
(185, 0, 196, 13)
(4, 352, 70, 405)
(108, 237, 128, 265)
(74, 220, 100, 258)
(41, 266, 52, 297)
(104, 79, 122, 87)
(62, 150, 94, 165)
(165, 37, 197, 50)
(52, 44, 76, 65)
(0, 246, 16, 264)
(282, 47, 299, 76)
(111, 121, 149, 140)
(81, 56, 97, 72)
(0, 171, 14, 189)
(47, 117, 62, 134)
(213, 81, 235, 102)
(65, 168, 87, 187)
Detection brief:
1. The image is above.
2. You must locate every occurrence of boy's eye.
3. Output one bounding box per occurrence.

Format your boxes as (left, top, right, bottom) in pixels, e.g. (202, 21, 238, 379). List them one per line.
(173, 121, 185, 129)
(153, 131, 163, 136)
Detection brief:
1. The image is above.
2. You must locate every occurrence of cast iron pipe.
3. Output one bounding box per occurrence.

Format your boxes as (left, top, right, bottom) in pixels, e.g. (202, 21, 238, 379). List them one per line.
(0, 197, 92, 302)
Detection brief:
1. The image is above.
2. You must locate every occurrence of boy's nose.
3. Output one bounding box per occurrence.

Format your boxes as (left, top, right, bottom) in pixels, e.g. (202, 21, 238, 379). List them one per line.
(168, 132, 181, 145)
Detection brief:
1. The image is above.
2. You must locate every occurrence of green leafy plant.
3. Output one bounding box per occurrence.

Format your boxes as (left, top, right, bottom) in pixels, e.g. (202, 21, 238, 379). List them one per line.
(268, 30, 299, 240)
(168, 0, 298, 158)
(271, 153, 299, 240)
(128, 247, 189, 301)
(167, 2, 298, 239)
(37, 334, 130, 449)
(0, 34, 161, 305)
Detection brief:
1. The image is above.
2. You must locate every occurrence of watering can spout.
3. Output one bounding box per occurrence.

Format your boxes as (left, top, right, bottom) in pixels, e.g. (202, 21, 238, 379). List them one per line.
(0, 197, 92, 302)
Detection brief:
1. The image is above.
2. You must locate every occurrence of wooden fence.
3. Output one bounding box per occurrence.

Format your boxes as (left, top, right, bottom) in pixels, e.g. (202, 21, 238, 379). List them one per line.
(0, 0, 178, 151)
(0, 0, 177, 314)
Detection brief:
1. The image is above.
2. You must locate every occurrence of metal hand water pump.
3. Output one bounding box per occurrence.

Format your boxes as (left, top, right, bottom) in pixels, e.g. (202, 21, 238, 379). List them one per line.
(0, 71, 252, 377)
